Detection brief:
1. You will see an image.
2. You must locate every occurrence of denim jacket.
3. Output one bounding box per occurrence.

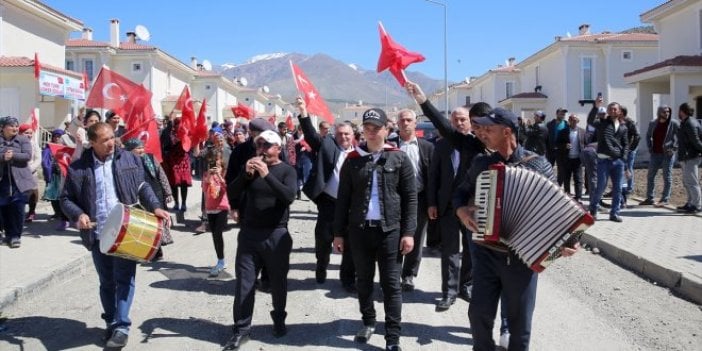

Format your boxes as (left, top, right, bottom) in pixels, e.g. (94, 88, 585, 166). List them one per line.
(333, 144, 417, 238)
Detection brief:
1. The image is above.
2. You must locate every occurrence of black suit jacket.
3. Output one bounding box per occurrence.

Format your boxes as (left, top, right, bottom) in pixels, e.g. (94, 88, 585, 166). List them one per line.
(298, 115, 343, 202)
(556, 126, 586, 160)
(387, 135, 434, 196)
(427, 138, 464, 216)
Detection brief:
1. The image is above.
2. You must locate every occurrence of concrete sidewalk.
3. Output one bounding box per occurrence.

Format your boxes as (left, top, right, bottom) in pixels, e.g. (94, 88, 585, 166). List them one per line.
(1, 182, 700, 313)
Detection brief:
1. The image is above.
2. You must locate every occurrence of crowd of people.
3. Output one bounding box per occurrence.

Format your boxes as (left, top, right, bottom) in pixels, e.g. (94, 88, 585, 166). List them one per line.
(0, 80, 700, 351)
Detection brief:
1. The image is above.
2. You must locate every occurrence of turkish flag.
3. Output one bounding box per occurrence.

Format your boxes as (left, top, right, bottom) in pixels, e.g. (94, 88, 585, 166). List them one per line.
(27, 108, 39, 132)
(290, 62, 335, 123)
(120, 86, 163, 162)
(85, 67, 140, 112)
(83, 71, 90, 91)
(232, 102, 255, 120)
(34, 52, 41, 79)
(192, 98, 209, 147)
(376, 22, 425, 86)
(174, 86, 195, 152)
(48, 143, 75, 177)
(285, 113, 295, 131)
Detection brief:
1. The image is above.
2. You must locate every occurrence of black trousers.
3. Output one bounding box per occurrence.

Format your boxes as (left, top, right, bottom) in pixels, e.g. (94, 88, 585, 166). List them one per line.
(561, 157, 583, 199)
(438, 209, 472, 298)
(207, 211, 228, 260)
(349, 226, 403, 345)
(233, 227, 292, 333)
(401, 191, 428, 279)
(315, 194, 355, 285)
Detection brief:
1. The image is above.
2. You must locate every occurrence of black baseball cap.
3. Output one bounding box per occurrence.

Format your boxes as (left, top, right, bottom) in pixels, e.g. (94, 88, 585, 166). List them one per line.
(362, 108, 387, 127)
(471, 107, 519, 131)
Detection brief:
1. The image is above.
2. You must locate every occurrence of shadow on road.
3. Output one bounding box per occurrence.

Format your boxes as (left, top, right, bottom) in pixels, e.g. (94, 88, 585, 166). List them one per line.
(0, 316, 104, 350)
(138, 317, 471, 349)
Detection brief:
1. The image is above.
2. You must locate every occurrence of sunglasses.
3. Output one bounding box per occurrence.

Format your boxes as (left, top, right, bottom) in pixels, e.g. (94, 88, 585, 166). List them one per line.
(256, 141, 274, 149)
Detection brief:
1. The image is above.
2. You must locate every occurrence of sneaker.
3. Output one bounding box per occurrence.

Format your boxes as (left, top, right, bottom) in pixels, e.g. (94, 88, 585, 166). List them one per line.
(209, 261, 226, 277)
(609, 215, 623, 223)
(223, 331, 250, 350)
(106, 329, 129, 348)
(354, 324, 375, 343)
(401, 276, 414, 292)
(386, 345, 402, 351)
(55, 221, 68, 231)
(639, 198, 654, 206)
(180, 204, 187, 212)
(676, 204, 692, 212)
(9, 238, 21, 249)
(654, 201, 669, 208)
(684, 206, 701, 214)
(499, 332, 510, 349)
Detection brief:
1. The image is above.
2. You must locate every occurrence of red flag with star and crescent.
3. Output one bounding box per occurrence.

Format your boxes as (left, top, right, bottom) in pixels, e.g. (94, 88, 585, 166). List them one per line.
(285, 112, 295, 131)
(85, 67, 162, 161)
(376, 22, 425, 86)
(290, 62, 334, 123)
(174, 85, 195, 152)
(27, 108, 39, 132)
(48, 143, 75, 177)
(192, 98, 209, 147)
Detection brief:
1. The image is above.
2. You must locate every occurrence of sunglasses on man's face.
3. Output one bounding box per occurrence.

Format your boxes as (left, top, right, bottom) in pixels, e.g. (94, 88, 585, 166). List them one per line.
(256, 141, 274, 149)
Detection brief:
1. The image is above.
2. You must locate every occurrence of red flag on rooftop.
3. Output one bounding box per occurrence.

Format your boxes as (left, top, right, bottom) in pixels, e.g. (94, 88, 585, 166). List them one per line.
(376, 22, 425, 86)
(34, 52, 41, 79)
(192, 98, 209, 147)
(232, 102, 254, 120)
(174, 86, 195, 152)
(290, 61, 334, 123)
(48, 143, 75, 177)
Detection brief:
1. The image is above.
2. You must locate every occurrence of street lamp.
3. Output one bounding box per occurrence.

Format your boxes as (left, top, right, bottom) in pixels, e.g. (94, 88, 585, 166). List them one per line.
(424, 0, 448, 115)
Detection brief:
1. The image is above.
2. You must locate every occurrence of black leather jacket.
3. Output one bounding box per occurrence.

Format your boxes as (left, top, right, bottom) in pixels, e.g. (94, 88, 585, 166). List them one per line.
(333, 145, 417, 237)
(677, 116, 702, 161)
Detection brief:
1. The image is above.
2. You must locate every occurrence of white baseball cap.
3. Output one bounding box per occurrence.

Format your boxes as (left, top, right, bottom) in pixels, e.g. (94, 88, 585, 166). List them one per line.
(254, 130, 282, 146)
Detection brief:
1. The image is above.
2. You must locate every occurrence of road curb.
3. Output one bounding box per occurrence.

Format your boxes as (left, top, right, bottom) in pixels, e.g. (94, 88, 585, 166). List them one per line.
(581, 233, 702, 305)
(0, 251, 93, 311)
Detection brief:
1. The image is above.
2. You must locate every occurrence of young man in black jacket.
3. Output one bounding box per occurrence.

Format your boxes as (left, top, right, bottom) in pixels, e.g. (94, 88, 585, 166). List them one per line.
(333, 108, 417, 351)
(588, 102, 629, 222)
(676, 102, 702, 213)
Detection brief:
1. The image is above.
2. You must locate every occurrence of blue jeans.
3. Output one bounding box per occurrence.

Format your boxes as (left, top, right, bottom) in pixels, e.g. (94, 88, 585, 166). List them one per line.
(624, 150, 637, 194)
(468, 245, 537, 351)
(646, 152, 675, 202)
(590, 158, 624, 217)
(91, 242, 137, 333)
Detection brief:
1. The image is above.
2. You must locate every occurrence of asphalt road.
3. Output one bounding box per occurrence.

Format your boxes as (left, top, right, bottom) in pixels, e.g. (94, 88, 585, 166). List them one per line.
(1, 196, 700, 351)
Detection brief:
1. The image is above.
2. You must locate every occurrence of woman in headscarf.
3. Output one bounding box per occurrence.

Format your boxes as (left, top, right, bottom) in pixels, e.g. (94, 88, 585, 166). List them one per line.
(161, 117, 192, 212)
(41, 129, 70, 227)
(18, 124, 41, 222)
(0, 116, 37, 248)
(124, 138, 173, 260)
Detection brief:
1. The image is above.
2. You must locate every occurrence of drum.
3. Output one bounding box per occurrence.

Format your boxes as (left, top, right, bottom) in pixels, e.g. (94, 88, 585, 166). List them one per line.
(100, 203, 164, 262)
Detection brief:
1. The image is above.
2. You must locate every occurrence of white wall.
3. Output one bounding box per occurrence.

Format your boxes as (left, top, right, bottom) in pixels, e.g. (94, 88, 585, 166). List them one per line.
(655, 1, 702, 58)
(0, 3, 67, 65)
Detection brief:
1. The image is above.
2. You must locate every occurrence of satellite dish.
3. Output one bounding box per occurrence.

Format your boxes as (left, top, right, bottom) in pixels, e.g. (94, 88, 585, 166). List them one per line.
(135, 25, 150, 41)
(238, 77, 248, 87)
(202, 59, 213, 71)
(262, 85, 270, 93)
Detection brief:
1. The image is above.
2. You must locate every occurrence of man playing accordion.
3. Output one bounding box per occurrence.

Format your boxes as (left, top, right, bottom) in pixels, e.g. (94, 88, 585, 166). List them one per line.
(454, 108, 579, 351)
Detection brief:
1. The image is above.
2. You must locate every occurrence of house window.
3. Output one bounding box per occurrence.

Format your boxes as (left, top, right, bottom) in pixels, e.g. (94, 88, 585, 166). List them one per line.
(66, 60, 74, 72)
(81, 59, 94, 81)
(581, 57, 593, 100)
(505, 81, 514, 99)
(622, 51, 632, 61)
(465, 96, 471, 106)
(131, 62, 142, 73)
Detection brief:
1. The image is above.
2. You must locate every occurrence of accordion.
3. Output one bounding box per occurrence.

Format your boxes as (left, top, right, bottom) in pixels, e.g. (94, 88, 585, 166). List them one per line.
(475, 163, 594, 272)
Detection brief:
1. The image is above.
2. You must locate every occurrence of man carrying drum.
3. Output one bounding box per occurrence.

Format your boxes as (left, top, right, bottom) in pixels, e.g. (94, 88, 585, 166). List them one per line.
(61, 122, 170, 348)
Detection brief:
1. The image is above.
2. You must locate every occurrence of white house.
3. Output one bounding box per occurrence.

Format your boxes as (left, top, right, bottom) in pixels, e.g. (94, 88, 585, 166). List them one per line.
(0, 0, 83, 127)
(624, 0, 702, 161)
(447, 25, 659, 129)
(66, 19, 245, 123)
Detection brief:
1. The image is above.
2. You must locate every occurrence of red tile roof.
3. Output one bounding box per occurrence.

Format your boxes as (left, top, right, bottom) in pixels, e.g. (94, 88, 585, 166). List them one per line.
(0, 56, 82, 78)
(561, 32, 658, 43)
(624, 55, 702, 77)
(66, 39, 155, 50)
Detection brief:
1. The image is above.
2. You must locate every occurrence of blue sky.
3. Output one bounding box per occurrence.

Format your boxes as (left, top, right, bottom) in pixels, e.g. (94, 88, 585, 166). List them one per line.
(46, 0, 663, 83)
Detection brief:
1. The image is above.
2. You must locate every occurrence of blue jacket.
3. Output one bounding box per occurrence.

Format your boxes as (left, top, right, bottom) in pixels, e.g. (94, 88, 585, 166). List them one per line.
(60, 148, 161, 249)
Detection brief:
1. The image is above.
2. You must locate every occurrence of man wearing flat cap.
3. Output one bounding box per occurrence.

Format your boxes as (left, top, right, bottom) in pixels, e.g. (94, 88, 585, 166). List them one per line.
(453, 107, 579, 351)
